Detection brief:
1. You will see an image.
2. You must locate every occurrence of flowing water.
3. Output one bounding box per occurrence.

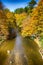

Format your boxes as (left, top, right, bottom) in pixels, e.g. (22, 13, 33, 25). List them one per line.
(4, 33, 28, 65)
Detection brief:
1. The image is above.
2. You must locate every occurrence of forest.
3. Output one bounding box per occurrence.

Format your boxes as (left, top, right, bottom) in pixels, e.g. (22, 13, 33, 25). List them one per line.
(0, 0, 43, 65)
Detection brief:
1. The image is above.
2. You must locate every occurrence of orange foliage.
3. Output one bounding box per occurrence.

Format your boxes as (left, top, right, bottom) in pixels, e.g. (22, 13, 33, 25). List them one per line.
(22, 0, 43, 37)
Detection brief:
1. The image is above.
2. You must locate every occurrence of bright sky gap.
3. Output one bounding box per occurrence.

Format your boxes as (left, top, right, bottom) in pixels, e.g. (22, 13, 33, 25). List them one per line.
(1, 0, 39, 11)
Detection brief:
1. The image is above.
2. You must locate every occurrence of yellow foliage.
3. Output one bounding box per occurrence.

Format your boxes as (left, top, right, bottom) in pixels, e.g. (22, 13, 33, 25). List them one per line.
(22, 0, 43, 37)
(6, 12, 13, 19)
(0, 10, 8, 36)
(15, 12, 27, 27)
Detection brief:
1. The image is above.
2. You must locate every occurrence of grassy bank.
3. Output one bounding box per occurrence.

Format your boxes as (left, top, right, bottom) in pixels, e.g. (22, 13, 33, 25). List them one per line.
(23, 37, 43, 65)
(0, 39, 15, 65)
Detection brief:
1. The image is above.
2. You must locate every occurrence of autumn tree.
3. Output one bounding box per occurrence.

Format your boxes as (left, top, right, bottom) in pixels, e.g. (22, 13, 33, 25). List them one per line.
(0, 2, 16, 39)
(4, 9, 17, 39)
(22, 0, 43, 38)
(0, 1, 8, 39)
(15, 12, 27, 27)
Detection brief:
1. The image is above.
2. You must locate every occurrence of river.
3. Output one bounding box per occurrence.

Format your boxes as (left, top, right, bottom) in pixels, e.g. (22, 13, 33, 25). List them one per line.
(4, 33, 28, 65)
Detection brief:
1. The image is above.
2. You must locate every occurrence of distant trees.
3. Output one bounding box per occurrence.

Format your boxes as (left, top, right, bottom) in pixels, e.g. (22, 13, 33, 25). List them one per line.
(14, 0, 37, 33)
(14, 8, 24, 14)
(24, 6, 29, 13)
(27, 0, 37, 13)
(28, 0, 37, 9)
(4, 8, 10, 13)
(14, 0, 37, 14)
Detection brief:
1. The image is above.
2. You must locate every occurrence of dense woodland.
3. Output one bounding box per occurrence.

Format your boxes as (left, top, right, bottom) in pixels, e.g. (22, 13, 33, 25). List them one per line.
(0, 0, 43, 65)
(0, 0, 43, 43)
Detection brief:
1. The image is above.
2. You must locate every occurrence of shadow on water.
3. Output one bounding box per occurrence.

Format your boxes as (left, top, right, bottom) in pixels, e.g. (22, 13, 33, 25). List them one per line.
(4, 32, 28, 65)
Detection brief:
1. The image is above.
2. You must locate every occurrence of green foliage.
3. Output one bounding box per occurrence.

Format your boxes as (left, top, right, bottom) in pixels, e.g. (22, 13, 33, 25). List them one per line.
(14, 8, 24, 14)
(24, 6, 29, 13)
(27, 0, 37, 13)
(4, 8, 10, 13)
(14, 0, 37, 15)
(28, 0, 37, 9)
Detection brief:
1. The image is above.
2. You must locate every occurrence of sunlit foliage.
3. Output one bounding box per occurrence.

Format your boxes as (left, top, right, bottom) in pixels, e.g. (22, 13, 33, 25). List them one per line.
(15, 12, 27, 27)
(22, 0, 43, 37)
(0, 10, 8, 37)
